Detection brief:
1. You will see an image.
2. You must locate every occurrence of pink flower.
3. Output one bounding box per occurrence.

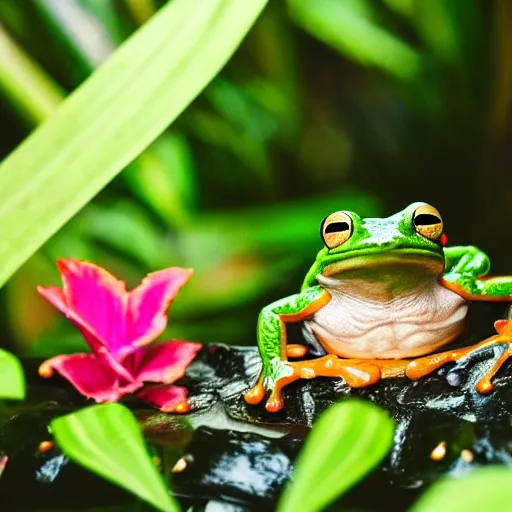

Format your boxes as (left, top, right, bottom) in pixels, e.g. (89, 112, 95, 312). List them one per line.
(0, 455, 8, 478)
(37, 259, 201, 412)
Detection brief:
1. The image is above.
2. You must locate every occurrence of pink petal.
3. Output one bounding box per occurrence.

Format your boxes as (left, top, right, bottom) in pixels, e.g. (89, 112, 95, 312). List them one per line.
(94, 345, 138, 383)
(0, 455, 8, 478)
(137, 385, 188, 412)
(127, 268, 193, 350)
(39, 262, 194, 361)
(37, 280, 138, 385)
(127, 340, 202, 384)
(38, 353, 141, 403)
(36, 286, 104, 355)
(37, 285, 67, 314)
(36, 287, 134, 388)
(47, 259, 129, 358)
(118, 380, 146, 397)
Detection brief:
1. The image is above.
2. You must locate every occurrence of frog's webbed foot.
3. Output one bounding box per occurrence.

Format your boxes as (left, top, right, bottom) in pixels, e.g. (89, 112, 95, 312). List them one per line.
(243, 346, 312, 411)
(272, 356, 387, 409)
(244, 357, 296, 412)
(244, 374, 266, 406)
(406, 320, 512, 393)
(245, 354, 409, 413)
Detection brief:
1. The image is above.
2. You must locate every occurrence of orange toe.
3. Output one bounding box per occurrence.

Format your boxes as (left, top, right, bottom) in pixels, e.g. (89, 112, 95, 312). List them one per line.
(244, 381, 265, 405)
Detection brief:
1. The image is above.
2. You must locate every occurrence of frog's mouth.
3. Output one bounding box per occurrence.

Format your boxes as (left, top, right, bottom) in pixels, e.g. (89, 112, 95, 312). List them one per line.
(321, 248, 444, 277)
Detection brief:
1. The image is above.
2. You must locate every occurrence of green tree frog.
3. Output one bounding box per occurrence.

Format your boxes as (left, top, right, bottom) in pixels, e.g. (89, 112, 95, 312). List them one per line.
(244, 202, 512, 412)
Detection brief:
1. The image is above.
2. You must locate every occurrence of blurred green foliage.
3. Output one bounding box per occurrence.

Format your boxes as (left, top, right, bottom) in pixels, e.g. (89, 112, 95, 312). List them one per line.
(1, 0, 512, 356)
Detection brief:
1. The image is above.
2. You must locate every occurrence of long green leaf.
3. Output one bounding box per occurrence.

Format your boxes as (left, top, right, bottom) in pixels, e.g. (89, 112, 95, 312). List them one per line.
(0, 349, 25, 400)
(0, 0, 267, 288)
(288, 0, 421, 80)
(277, 400, 394, 512)
(51, 403, 179, 512)
(0, 26, 63, 124)
(411, 467, 512, 512)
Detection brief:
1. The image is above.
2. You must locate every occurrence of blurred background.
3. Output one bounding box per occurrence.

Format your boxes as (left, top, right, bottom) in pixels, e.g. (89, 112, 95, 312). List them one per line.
(1, 0, 511, 357)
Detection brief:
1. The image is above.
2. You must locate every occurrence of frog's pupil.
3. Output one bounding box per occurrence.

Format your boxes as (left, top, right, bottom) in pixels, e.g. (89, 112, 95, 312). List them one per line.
(325, 221, 350, 234)
(414, 214, 441, 226)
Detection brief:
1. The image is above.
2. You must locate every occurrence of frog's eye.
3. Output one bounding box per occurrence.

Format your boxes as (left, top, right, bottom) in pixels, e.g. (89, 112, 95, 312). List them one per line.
(413, 205, 443, 241)
(321, 211, 353, 249)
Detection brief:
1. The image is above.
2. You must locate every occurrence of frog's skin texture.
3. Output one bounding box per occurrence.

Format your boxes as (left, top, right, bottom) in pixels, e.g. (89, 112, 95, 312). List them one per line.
(244, 202, 512, 412)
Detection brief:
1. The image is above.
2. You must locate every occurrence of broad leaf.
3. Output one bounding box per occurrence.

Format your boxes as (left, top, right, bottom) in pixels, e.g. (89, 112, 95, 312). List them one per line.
(411, 467, 512, 512)
(51, 403, 178, 512)
(277, 400, 394, 512)
(0, 349, 25, 400)
(0, 0, 267, 288)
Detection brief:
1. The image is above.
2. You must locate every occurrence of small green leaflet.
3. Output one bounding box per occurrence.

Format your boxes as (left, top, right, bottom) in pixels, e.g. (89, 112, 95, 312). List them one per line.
(277, 399, 394, 512)
(0, 349, 25, 400)
(411, 466, 512, 512)
(51, 403, 179, 512)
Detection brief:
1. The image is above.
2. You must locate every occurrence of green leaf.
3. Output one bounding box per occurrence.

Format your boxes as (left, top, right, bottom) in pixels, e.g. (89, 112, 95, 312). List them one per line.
(411, 467, 512, 512)
(0, 25, 63, 124)
(34, 0, 115, 74)
(412, 0, 478, 66)
(0, 349, 25, 400)
(78, 201, 174, 270)
(123, 133, 197, 228)
(51, 403, 179, 512)
(82, 0, 126, 46)
(179, 191, 380, 271)
(288, 0, 421, 80)
(124, 0, 158, 25)
(277, 400, 394, 512)
(383, 0, 414, 18)
(0, 0, 268, 289)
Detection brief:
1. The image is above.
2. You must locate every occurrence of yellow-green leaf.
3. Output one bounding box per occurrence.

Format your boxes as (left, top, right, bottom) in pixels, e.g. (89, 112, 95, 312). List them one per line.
(277, 400, 394, 512)
(0, 349, 25, 400)
(411, 467, 512, 512)
(0, 0, 267, 288)
(51, 403, 178, 512)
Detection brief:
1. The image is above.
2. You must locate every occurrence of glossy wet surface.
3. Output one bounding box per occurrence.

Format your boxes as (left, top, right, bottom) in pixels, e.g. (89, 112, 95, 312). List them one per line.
(1, 302, 511, 511)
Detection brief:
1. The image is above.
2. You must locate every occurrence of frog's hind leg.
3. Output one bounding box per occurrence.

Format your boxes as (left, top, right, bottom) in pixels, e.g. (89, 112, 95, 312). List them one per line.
(406, 318, 512, 393)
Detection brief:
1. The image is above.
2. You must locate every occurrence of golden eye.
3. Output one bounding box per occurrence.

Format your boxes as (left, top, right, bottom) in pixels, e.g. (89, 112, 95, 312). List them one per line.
(321, 211, 353, 249)
(413, 204, 443, 241)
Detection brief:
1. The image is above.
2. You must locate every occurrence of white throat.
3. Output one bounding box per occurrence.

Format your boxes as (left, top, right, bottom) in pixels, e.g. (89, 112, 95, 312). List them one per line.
(305, 272, 468, 359)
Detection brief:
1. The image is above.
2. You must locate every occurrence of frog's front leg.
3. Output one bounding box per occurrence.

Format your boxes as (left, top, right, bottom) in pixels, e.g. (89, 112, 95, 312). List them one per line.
(244, 286, 330, 412)
(441, 246, 512, 299)
(406, 246, 512, 389)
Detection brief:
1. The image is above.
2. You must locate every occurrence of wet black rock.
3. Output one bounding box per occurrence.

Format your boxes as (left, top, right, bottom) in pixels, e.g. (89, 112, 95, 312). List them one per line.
(1, 302, 511, 511)
(0, 407, 135, 511)
(172, 428, 302, 508)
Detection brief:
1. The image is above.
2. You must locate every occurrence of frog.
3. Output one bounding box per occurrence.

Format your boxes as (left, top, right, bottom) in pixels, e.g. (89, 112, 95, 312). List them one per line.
(244, 202, 512, 412)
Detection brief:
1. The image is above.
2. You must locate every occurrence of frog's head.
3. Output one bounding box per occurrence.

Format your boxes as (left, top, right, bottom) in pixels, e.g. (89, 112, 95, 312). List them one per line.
(304, 202, 447, 288)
